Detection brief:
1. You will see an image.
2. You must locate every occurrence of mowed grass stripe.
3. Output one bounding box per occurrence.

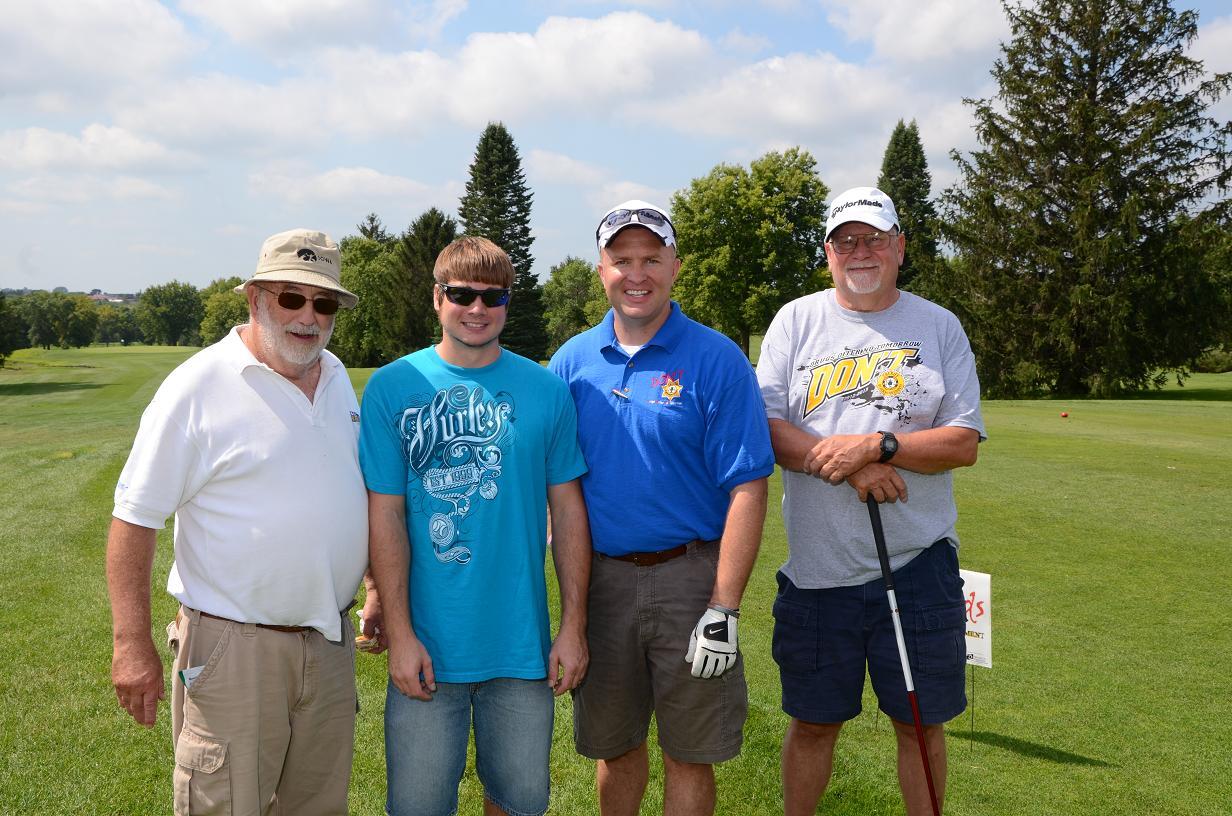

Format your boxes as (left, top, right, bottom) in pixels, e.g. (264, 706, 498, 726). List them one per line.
(1, 346, 1228, 814)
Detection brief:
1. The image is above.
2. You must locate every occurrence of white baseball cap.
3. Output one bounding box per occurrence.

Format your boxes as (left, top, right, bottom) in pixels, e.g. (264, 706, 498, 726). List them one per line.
(825, 187, 900, 240)
(596, 200, 676, 251)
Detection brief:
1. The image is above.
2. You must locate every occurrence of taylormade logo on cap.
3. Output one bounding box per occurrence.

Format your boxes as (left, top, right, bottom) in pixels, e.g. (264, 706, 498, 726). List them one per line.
(825, 187, 900, 240)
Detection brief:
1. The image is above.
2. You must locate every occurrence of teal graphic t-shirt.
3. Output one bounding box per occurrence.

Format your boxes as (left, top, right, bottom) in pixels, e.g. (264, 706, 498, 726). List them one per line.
(359, 348, 587, 682)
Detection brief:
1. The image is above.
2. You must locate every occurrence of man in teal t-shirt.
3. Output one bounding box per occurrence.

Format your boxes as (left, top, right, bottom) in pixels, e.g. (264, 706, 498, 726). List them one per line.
(360, 236, 591, 816)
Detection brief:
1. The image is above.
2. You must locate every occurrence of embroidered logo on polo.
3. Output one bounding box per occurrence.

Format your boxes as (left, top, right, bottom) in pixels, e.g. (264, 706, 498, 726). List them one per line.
(397, 385, 515, 565)
(799, 342, 925, 422)
(648, 370, 687, 406)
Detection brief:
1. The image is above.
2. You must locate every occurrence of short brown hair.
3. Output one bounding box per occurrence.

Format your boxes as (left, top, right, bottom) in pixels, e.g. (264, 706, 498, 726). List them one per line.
(433, 236, 515, 289)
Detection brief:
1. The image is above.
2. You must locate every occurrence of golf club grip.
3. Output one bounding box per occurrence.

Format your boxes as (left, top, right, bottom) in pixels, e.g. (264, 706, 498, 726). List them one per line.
(865, 496, 895, 590)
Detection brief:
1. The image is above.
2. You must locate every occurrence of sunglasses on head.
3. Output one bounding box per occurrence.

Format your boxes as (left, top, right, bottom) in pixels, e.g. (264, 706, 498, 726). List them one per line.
(437, 283, 512, 308)
(255, 284, 340, 315)
(596, 208, 673, 241)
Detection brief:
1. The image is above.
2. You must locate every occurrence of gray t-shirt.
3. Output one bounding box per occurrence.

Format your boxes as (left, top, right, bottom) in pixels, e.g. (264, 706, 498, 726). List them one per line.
(757, 289, 985, 588)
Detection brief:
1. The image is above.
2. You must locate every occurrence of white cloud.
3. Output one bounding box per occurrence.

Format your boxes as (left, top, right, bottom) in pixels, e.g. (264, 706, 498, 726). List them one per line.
(116, 11, 717, 148)
(128, 243, 195, 257)
(638, 52, 896, 142)
(0, 0, 196, 99)
(0, 125, 191, 172)
(248, 165, 453, 207)
(592, 181, 674, 212)
(1192, 15, 1232, 74)
(0, 199, 49, 216)
(7, 174, 177, 204)
(442, 13, 715, 125)
(408, 0, 469, 42)
(180, 0, 396, 50)
(822, 0, 1007, 67)
(116, 74, 335, 151)
(527, 150, 607, 186)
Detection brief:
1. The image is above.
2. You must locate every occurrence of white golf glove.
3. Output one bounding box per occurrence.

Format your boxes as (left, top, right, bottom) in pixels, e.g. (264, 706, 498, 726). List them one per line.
(686, 606, 739, 679)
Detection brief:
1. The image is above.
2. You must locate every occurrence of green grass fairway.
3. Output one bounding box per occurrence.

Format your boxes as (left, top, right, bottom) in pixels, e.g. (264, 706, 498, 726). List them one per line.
(2, 347, 1229, 814)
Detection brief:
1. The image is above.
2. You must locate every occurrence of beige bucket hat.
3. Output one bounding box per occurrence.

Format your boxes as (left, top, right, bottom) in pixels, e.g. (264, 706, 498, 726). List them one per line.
(234, 228, 358, 308)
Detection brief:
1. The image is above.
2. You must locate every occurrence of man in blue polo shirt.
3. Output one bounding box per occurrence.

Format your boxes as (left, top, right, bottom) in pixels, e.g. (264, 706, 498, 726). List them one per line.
(549, 200, 774, 816)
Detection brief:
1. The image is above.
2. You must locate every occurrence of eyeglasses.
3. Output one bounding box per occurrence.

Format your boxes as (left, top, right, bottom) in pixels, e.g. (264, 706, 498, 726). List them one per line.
(596, 208, 674, 240)
(828, 231, 896, 255)
(437, 283, 512, 308)
(254, 284, 340, 315)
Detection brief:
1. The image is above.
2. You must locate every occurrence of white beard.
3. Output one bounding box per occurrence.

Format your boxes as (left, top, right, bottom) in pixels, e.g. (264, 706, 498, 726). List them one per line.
(843, 266, 883, 295)
(255, 295, 332, 368)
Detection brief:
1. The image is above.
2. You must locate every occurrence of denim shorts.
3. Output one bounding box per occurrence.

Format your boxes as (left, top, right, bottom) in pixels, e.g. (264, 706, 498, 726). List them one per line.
(384, 677, 554, 816)
(771, 540, 967, 726)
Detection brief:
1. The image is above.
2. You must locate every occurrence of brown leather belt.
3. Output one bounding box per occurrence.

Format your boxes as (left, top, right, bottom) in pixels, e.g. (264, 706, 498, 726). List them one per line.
(197, 609, 311, 633)
(605, 542, 695, 566)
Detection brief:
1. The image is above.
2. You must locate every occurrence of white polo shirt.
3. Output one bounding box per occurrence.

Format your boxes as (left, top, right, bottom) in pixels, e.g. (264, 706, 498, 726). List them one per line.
(113, 327, 368, 641)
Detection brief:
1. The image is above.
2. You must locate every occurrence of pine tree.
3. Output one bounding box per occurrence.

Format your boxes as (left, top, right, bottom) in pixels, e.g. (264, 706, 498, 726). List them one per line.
(357, 212, 392, 244)
(877, 120, 939, 293)
(939, 0, 1231, 396)
(458, 123, 547, 361)
(389, 208, 458, 355)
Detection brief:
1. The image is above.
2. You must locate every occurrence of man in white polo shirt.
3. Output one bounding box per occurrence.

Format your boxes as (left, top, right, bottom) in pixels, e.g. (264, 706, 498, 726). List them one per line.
(106, 229, 377, 816)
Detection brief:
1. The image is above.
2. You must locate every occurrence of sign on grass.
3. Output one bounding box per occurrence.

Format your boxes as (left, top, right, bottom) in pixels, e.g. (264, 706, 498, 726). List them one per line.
(960, 569, 991, 668)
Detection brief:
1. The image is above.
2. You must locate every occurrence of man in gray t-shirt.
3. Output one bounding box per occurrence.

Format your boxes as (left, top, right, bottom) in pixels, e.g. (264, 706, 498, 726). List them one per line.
(756, 186, 984, 816)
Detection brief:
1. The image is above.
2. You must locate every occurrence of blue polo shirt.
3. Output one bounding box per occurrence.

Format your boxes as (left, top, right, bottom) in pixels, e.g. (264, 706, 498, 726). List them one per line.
(549, 302, 774, 556)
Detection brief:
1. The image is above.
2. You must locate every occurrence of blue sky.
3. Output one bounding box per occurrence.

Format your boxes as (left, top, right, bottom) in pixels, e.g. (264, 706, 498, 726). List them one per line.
(2, 0, 1229, 294)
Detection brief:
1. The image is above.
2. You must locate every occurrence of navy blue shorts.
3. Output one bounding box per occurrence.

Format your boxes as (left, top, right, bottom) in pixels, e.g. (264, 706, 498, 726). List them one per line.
(771, 540, 967, 726)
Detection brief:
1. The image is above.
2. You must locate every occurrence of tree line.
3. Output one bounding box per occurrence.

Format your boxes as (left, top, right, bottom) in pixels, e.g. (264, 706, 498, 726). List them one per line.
(3, 0, 1230, 394)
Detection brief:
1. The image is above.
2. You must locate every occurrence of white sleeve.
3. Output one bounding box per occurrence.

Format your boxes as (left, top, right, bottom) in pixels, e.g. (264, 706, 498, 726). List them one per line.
(112, 395, 207, 529)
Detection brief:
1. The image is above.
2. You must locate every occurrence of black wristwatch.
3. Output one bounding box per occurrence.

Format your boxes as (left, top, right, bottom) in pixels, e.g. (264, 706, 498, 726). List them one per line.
(877, 430, 899, 463)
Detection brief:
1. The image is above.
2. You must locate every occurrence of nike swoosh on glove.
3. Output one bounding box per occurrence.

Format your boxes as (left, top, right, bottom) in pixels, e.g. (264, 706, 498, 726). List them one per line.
(685, 607, 739, 679)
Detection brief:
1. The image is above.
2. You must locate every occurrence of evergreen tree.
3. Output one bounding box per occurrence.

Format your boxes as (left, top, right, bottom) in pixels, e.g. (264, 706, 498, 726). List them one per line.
(458, 122, 546, 361)
(358, 212, 393, 244)
(388, 207, 458, 356)
(939, 0, 1232, 396)
(877, 119, 939, 293)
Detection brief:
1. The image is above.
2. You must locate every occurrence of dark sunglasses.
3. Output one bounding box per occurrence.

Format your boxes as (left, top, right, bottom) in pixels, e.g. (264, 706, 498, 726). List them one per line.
(438, 283, 511, 308)
(255, 285, 340, 315)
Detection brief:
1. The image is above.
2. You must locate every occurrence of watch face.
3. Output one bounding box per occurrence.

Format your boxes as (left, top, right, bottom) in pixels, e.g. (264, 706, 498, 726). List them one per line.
(880, 432, 898, 461)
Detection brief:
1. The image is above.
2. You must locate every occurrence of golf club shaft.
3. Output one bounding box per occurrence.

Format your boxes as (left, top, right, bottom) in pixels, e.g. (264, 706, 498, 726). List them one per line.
(866, 496, 942, 816)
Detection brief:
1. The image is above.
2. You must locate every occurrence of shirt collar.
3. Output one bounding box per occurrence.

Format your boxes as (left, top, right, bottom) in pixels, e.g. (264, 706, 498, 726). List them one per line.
(223, 324, 342, 382)
(600, 301, 687, 354)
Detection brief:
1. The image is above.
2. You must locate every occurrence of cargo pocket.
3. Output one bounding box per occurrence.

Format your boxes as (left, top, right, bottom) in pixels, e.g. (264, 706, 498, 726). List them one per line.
(910, 603, 966, 676)
(173, 729, 230, 815)
(166, 619, 180, 657)
(771, 595, 817, 674)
